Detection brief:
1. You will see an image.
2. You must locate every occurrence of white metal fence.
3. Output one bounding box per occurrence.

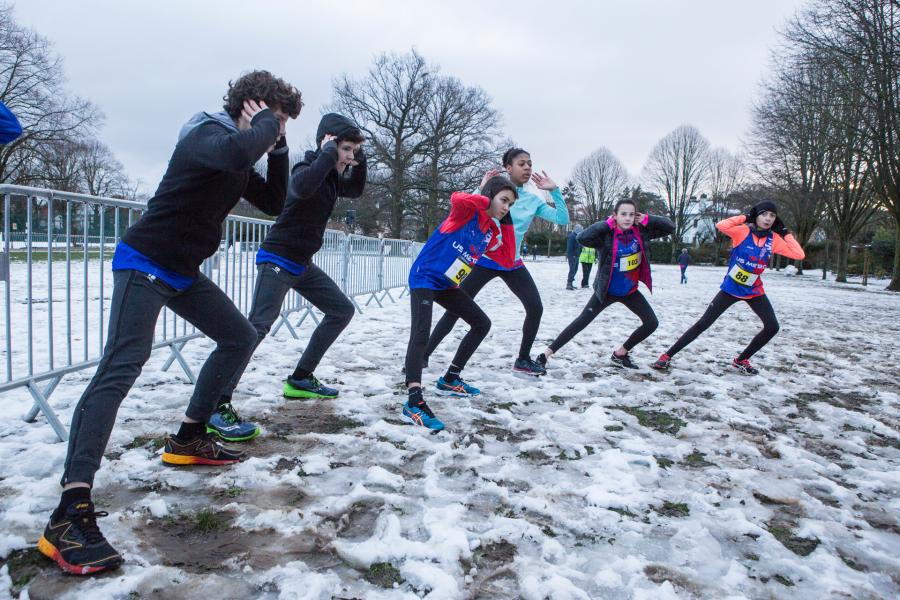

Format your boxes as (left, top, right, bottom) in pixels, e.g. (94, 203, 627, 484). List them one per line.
(0, 184, 423, 441)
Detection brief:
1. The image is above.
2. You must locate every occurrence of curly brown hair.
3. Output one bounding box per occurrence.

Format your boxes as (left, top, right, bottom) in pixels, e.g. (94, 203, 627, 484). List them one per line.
(223, 70, 304, 119)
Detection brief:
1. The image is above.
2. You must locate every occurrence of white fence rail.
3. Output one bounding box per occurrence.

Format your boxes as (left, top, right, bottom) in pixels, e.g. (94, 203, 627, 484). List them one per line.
(0, 184, 423, 441)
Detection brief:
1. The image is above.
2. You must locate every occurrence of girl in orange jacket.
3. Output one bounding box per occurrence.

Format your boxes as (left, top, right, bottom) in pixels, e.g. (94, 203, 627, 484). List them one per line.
(652, 200, 805, 375)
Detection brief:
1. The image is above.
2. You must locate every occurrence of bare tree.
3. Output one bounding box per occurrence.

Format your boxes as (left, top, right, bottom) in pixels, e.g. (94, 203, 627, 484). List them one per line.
(783, 0, 900, 289)
(409, 75, 503, 237)
(642, 125, 710, 261)
(705, 148, 745, 265)
(570, 147, 630, 225)
(0, 4, 102, 184)
(330, 49, 434, 238)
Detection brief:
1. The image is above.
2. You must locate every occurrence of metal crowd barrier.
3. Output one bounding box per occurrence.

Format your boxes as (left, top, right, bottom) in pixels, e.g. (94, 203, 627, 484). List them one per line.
(0, 184, 423, 441)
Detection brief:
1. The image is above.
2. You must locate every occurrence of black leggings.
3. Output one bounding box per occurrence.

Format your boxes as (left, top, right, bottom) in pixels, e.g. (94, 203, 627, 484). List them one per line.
(405, 287, 491, 385)
(549, 291, 659, 354)
(424, 265, 542, 361)
(666, 290, 779, 361)
(580, 262, 593, 287)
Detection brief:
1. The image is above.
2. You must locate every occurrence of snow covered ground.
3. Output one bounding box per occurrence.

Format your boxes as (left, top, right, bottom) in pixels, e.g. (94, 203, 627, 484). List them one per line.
(1, 260, 899, 600)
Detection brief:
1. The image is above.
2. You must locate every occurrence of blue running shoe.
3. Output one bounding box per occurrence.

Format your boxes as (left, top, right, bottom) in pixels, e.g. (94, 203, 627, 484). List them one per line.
(401, 400, 445, 430)
(207, 403, 260, 442)
(284, 374, 339, 399)
(435, 377, 480, 397)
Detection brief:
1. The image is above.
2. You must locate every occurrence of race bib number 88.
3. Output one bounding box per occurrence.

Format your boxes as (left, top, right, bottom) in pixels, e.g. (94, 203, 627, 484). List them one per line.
(728, 264, 758, 286)
(620, 253, 640, 272)
(444, 256, 473, 285)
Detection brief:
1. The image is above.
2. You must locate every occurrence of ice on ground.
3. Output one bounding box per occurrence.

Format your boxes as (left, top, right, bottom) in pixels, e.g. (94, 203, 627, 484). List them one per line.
(0, 260, 899, 599)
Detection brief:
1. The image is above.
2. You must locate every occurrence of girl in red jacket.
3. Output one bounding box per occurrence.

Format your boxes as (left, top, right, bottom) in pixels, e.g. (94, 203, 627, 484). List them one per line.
(652, 200, 805, 375)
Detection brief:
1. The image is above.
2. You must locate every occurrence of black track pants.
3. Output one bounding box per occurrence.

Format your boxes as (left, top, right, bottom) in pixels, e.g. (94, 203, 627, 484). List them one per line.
(424, 265, 542, 362)
(581, 262, 593, 287)
(405, 287, 491, 385)
(548, 291, 659, 354)
(666, 290, 779, 361)
(62, 270, 258, 486)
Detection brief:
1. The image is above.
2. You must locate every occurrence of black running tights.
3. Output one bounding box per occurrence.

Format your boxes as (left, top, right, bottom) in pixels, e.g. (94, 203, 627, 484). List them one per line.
(666, 290, 779, 361)
(548, 291, 659, 354)
(424, 265, 542, 362)
(405, 287, 491, 385)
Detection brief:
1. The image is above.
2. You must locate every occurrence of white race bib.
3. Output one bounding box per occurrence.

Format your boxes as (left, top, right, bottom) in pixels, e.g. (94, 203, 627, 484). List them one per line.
(444, 256, 473, 285)
(619, 252, 641, 272)
(728, 264, 759, 286)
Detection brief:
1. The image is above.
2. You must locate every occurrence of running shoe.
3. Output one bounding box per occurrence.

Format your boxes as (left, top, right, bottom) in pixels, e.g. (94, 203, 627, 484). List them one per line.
(435, 377, 481, 397)
(161, 432, 245, 466)
(651, 353, 671, 370)
(401, 399, 445, 431)
(39, 500, 123, 575)
(732, 358, 759, 375)
(536, 353, 549, 369)
(207, 403, 259, 442)
(581, 284, 589, 289)
(284, 374, 338, 399)
(566, 283, 575, 290)
(514, 357, 546, 376)
(611, 351, 639, 369)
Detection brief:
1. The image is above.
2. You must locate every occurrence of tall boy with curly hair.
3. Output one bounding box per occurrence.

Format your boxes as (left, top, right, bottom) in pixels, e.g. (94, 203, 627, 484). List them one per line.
(38, 71, 303, 575)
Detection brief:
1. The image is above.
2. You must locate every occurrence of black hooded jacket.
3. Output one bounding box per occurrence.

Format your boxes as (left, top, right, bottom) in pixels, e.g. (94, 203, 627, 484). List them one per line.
(121, 109, 286, 278)
(259, 113, 367, 266)
(577, 215, 675, 303)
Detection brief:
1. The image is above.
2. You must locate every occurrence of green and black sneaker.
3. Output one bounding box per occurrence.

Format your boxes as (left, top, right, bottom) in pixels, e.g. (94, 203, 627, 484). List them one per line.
(39, 500, 123, 575)
(207, 403, 260, 442)
(283, 374, 338, 399)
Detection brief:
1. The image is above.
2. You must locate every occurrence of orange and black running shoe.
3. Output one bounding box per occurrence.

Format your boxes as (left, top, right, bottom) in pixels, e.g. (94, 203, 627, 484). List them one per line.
(39, 500, 123, 575)
(161, 432, 246, 466)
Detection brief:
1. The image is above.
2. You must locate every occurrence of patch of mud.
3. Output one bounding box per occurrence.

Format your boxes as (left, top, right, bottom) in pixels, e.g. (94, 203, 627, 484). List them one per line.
(472, 418, 535, 444)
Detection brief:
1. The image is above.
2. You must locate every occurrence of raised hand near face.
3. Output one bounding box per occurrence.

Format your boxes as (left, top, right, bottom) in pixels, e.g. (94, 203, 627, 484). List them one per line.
(238, 100, 268, 130)
(480, 168, 504, 190)
(531, 171, 558, 191)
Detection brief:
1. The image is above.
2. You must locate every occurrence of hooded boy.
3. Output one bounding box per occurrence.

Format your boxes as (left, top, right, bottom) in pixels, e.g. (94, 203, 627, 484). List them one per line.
(40, 70, 303, 576)
(210, 113, 367, 441)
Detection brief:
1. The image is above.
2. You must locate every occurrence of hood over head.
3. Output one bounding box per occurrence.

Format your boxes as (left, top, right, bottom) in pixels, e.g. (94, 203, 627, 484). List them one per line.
(574, 224, 584, 234)
(316, 113, 361, 148)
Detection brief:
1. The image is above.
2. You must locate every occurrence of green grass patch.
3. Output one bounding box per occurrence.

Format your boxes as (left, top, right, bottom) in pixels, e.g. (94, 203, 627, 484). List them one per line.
(604, 425, 624, 432)
(365, 562, 404, 588)
(613, 406, 686, 436)
(607, 507, 637, 518)
(549, 395, 565, 404)
(767, 525, 820, 556)
(654, 455, 673, 469)
(680, 449, 716, 467)
(213, 486, 244, 500)
(193, 508, 228, 534)
(558, 449, 582, 461)
(773, 574, 795, 586)
(585, 446, 595, 455)
(541, 525, 556, 537)
(656, 501, 690, 518)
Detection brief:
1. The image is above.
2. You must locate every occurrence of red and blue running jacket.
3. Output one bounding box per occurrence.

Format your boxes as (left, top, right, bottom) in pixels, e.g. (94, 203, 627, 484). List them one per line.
(718, 215, 805, 298)
(409, 192, 501, 290)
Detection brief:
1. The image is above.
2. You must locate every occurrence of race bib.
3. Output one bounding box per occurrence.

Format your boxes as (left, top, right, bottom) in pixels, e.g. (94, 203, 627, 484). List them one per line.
(444, 255, 473, 285)
(728, 264, 759, 286)
(619, 253, 641, 272)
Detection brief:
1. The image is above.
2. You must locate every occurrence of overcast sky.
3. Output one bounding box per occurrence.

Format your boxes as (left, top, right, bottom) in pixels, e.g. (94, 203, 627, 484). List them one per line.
(16, 0, 806, 195)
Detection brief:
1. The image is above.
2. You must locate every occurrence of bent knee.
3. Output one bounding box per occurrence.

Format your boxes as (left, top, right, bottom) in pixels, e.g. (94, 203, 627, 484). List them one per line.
(473, 315, 491, 335)
(645, 315, 660, 333)
(765, 321, 780, 336)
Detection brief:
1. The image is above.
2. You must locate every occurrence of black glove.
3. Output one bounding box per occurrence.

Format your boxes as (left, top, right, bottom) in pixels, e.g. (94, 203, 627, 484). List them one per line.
(269, 135, 288, 154)
(745, 206, 758, 224)
(353, 146, 366, 164)
(772, 217, 789, 237)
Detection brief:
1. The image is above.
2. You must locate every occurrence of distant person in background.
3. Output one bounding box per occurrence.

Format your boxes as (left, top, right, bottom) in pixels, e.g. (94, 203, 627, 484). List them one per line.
(532, 244, 538, 261)
(0, 100, 23, 144)
(521, 243, 528, 258)
(566, 224, 583, 290)
(579, 242, 597, 288)
(677, 248, 691, 283)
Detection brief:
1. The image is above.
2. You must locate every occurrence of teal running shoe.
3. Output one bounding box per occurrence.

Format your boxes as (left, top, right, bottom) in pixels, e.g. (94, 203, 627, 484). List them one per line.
(401, 400, 445, 430)
(435, 377, 480, 397)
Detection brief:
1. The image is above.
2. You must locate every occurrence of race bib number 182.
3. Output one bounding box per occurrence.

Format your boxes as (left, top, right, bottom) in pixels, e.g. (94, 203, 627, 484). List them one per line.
(444, 256, 473, 285)
(728, 264, 759, 286)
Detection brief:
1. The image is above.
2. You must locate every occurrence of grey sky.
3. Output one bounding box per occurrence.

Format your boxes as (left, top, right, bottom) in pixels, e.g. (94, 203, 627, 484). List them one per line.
(17, 0, 805, 195)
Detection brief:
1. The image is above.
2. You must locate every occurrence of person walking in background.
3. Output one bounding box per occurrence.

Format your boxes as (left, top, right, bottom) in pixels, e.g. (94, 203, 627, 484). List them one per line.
(566, 224, 583, 290)
(521, 242, 528, 258)
(0, 100, 23, 144)
(677, 248, 691, 284)
(532, 244, 538, 261)
(579, 242, 597, 288)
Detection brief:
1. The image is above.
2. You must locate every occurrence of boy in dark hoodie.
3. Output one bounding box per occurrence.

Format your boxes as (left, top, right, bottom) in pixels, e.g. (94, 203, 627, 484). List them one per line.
(212, 113, 366, 439)
(38, 71, 303, 576)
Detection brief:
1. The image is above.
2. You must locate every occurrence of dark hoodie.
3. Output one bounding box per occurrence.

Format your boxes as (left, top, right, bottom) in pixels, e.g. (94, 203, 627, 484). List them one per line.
(121, 109, 287, 278)
(259, 113, 367, 266)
